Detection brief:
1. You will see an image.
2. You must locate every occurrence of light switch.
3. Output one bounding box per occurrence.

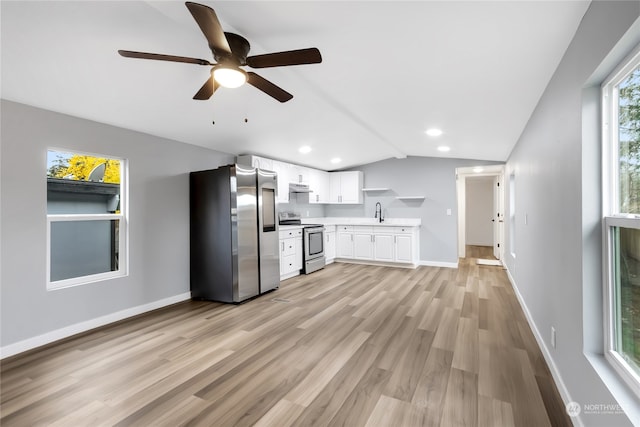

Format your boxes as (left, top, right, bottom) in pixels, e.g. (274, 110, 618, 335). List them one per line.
(446, 208, 452, 216)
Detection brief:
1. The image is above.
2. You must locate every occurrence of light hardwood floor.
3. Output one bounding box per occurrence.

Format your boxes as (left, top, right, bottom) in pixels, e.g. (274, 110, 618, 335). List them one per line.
(0, 246, 572, 426)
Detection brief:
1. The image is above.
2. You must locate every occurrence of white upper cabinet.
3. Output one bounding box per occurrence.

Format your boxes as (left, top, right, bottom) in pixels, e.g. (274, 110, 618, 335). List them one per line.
(236, 155, 363, 205)
(329, 171, 363, 204)
(290, 165, 310, 185)
(236, 154, 272, 171)
(271, 160, 291, 204)
(308, 169, 330, 204)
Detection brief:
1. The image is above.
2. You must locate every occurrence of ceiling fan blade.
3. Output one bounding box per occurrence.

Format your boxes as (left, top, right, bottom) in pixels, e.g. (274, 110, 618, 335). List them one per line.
(193, 74, 218, 100)
(118, 50, 213, 66)
(246, 48, 322, 69)
(247, 72, 293, 103)
(185, 2, 231, 55)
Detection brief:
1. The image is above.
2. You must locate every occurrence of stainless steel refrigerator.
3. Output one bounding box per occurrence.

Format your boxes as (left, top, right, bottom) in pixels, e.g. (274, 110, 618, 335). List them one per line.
(190, 164, 279, 303)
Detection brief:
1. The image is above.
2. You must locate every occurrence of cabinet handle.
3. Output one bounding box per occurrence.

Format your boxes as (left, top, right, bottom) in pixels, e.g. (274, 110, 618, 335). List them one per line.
(351, 234, 353, 242)
(394, 236, 397, 244)
(281, 242, 284, 251)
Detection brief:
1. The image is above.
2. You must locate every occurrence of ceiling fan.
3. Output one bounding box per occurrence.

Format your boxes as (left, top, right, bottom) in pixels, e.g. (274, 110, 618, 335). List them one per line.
(118, 1, 322, 103)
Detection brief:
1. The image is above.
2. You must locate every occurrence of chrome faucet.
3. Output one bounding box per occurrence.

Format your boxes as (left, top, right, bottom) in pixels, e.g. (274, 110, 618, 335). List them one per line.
(375, 202, 383, 223)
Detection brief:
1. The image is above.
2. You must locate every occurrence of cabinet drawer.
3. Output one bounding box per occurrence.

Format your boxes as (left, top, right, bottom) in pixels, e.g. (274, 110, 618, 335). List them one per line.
(279, 229, 302, 239)
(337, 225, 353, 232)
(388, 226, 413, 234)
(353, 226, 374, 233)
(280, 238, 296, 256)
(281, 254, 298, 273)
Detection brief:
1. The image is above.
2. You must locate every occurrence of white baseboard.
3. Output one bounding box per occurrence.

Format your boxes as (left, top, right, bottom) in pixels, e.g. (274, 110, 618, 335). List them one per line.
(333, 258, 418, 269)
(504, 268, 583, 427)
(417, 260, 459, 269)
(0, 292, 192, 360)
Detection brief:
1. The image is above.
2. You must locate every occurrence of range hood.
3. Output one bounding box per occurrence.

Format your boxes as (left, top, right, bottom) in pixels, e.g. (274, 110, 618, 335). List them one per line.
(289, 182, 312, 193)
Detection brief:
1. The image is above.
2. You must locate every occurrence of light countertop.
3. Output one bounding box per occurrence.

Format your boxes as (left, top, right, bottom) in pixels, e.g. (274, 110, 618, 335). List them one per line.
(301, 217, 421, 227)
(278, 225, 304, 231)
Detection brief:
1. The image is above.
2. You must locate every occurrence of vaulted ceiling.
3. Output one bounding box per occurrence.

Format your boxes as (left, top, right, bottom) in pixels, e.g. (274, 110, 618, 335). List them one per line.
(1, 1, 590, 170)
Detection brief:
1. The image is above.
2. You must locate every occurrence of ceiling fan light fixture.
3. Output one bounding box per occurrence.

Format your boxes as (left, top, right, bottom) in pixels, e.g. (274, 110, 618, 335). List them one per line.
(213, 67, 247, 88)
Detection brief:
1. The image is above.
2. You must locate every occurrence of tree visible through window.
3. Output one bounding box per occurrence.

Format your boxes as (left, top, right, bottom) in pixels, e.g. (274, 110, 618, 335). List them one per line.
(618, 68, 640, 215)
(603, 49, 640, 398)
(47, 149, 127, 289)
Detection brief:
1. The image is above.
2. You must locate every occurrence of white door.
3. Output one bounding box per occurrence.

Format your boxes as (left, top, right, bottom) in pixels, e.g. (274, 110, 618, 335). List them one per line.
(493, 175, 504, 260)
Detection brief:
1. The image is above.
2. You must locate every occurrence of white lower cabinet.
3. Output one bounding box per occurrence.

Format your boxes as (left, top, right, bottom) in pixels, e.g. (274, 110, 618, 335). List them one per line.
(353, 227, 374, 260)
(333, 225, 418, 266)
(279, 228, 303, 280)
(374, 232, 395, 262)
(336, 226, 354, 258)
(324, 226, 336, 263)
(394, 233, 413, 263)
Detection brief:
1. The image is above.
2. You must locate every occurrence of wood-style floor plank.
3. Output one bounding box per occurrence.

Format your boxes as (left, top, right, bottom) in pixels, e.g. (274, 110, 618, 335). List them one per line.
(0, 245, 571, 426)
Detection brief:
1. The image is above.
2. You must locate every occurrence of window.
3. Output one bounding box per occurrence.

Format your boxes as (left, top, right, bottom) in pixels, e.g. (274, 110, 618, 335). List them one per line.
(46, 149, 127, 289)
(602, 47, 640, 398)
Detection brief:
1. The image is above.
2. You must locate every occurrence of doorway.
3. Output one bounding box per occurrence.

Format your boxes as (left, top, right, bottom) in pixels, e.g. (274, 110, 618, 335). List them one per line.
(456, 165, 505, 260)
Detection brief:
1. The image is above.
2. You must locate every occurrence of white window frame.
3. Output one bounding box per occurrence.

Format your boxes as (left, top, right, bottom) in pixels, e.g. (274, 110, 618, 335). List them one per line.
(46, 150, 128, 290)
(602, 45, 640, 399)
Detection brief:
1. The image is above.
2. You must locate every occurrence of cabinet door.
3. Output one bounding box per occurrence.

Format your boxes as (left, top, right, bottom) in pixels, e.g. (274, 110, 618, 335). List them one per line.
(337, 232, 354, 258)
(279, 237, 295, 275)
(329, 173, 342, 203)
(254, 156, 273, 171)
(395, 234, 413, 263)
(272, 160, 290, 204)
(374, 233, 394, 262)
(294, 237, 303, 270)
(325, 231, 336, 261)
(339, 171, 363, 204)
(309, 169, 330, 204)
(353, 232, 373, 260)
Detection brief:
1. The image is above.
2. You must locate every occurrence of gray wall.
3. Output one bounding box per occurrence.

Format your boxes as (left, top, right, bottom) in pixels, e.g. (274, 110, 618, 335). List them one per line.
(0, 100, 234, 348)
(324, 156, 501, 264)
(504, 2, 640, 426)
(279, 193, 326, 218)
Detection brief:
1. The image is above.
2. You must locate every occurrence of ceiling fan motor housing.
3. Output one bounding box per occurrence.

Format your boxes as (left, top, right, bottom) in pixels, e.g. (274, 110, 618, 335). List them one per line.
(213, 32, 251, 66)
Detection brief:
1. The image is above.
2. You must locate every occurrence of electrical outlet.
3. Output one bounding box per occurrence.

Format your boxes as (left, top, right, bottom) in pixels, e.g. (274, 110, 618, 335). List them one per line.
(551, 327, 557, 349)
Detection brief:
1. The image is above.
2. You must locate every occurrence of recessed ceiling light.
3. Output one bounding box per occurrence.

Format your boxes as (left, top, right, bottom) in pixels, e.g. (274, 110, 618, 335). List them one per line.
(437, 146, 450, 152)
(426, 128, 443, 137)
(299, 146, 312, 154)
(330, 157, 342, 164)
(473, 167, 484, 173)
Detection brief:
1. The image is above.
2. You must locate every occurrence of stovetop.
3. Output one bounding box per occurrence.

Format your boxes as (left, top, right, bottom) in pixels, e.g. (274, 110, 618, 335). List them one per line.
(278, 212, 323, 229)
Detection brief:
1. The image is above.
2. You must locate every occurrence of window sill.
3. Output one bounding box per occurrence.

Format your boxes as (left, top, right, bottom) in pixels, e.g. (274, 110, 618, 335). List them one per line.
(47, 270, 127, 291)
(584, 351, 640, 425)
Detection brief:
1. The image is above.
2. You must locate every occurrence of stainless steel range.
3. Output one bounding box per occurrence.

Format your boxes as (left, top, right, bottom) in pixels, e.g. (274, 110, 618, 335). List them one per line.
(279, 212, 326, 274)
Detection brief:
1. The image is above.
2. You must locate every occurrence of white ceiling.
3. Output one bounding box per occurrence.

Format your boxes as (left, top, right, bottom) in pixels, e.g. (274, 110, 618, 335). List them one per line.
(1, 1, 590, 171)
